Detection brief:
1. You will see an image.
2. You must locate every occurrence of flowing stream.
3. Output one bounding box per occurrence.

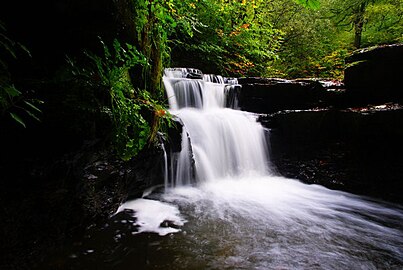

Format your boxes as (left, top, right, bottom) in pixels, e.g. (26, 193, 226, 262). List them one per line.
(69, 69, 403, 269)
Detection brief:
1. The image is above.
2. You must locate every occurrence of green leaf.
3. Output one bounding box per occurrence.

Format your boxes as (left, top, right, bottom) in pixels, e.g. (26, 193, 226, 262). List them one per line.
(0, 35, 17, 59)
(23, 100, 42, 113)
(293, 0, 320, 9)
(9, 112, 26, 128)
(25, 109, 41, 122)
(18, 43, 32, 58)
(4, 85, 21, 97)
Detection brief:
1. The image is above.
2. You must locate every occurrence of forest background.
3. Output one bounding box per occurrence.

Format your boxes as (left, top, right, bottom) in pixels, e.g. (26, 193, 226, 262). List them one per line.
(1, 0, 402, 159)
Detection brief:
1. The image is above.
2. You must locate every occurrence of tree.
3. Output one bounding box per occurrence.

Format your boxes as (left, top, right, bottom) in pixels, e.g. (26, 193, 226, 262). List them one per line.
(363, 0, 403, 46)
(265, 0, 401, 78)
(169, 0, 285, 76)
(329, 0, 403, 48)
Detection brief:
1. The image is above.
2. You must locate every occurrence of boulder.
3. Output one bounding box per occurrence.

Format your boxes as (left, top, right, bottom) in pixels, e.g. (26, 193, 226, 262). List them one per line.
(344, 43, 403, 104)
(237, 78, 330, 114)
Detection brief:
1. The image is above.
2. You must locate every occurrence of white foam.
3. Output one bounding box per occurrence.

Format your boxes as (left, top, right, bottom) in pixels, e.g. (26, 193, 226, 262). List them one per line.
(164, 175, 403, 226)
(161, 175, 403, 266)
(116, 198, 186, 236)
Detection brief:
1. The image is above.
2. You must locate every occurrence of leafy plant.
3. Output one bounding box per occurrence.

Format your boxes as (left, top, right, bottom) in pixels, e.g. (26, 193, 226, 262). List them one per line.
(295, 0, 321, 9)
(0, 21, 42, 127)
(83, 39, 172, 160)
(169, 0, 285, 77)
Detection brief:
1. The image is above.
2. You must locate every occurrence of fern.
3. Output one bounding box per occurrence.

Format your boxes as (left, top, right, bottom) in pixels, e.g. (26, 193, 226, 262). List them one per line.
(82, 39, 172, 160)
(0, 20, 42, 127)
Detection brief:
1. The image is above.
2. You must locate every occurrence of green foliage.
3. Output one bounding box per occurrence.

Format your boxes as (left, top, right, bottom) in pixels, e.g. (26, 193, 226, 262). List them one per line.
(295, 0, 321, 9)
(262, 0, 402, 78)
(131, 0, 189, 96)
(362, 0, 403, 46)
(268, 0, 345, 78)
(326, 0, 403, 48)
(0, 21, 42, 128)
(82, 39, 172, 160)
(165, 0, 401, 78)
(169, 0, 284, 77)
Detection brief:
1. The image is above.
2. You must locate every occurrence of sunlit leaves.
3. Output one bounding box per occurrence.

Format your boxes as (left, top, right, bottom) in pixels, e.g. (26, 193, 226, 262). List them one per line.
(294, 0, 321, 9)
(363, 0, 403, 45)
(138, 0, 399, 79)
(169, 0, 283, 76)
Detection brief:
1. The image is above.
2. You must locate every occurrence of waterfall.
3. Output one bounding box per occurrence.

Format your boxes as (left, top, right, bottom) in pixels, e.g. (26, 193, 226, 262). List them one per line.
(203, 74, 225, 84)
(163, 68, 269, 187)
(224, 84, 241, 109)
(111, 68, 403, 268)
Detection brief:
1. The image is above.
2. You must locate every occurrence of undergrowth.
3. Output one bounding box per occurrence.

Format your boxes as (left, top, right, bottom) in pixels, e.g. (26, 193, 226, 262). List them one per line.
(71, 39, 172, 160)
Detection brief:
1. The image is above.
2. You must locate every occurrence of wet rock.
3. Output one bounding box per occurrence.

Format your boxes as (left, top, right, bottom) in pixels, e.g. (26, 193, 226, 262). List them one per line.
(237, 78, 327, 113)
(186, 72, 203, 80)
(160, 220, 181, 229)
(125, 143, 166, 199)
(344, 43, 403, 104)
(267, 109, 339, 142)
(166, 118, 184, 153)
(224, 84, 242, 109)
(265, 105, 403, 203)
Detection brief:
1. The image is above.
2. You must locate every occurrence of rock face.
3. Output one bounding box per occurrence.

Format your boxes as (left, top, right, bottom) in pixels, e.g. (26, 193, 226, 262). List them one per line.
(344, 44, 403, 104)
(263, 105, 403, 203)
(237, 78, 345, 113)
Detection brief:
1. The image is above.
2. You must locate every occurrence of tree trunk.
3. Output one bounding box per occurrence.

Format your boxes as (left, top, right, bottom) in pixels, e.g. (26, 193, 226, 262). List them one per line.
(113, 0, 137, 44)
(353, 2, 366, 49)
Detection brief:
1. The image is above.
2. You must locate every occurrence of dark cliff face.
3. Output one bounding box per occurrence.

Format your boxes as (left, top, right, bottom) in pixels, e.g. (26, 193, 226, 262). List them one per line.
(236, 78, 325, 114)
(344, 44, 403, 105)
(264, 106, 403, 204)
(235, 77, 348, 114)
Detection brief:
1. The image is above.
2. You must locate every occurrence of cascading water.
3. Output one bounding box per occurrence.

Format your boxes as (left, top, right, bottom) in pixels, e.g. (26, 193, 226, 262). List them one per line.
(203, 74, 225, 84)
(163, 69, 269, 186)
(111, 68, 403, 269)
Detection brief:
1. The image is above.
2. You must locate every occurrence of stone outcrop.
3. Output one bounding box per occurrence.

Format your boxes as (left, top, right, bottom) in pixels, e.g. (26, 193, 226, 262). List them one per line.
(237, 78, 345, 114)
(262, 104, 403, 203)
(344, 43, 403, 104)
